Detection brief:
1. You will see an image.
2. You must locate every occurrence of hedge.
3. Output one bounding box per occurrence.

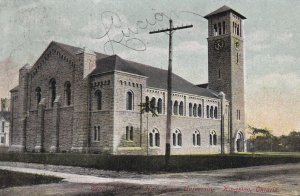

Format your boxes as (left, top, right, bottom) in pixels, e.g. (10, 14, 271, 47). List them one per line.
(0, 153, 300, 172)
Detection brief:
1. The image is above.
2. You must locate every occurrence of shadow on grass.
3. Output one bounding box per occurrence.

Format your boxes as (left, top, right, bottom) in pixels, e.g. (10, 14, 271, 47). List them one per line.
(0, 169, 62, 189)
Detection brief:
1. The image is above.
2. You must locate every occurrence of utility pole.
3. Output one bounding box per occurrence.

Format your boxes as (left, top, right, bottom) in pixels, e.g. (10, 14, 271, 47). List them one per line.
(150, 19, 193, 167)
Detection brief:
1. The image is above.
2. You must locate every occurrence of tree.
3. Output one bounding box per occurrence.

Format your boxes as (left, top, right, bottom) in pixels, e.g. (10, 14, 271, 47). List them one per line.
(139, 99, 158, 156)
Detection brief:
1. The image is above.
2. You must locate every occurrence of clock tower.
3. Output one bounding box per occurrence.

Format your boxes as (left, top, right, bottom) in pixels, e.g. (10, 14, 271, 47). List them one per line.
(205, 6, 246, 153)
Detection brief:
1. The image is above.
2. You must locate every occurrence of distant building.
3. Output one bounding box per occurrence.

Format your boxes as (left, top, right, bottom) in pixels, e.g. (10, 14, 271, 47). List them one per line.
(9, 6, 246, 154)
(0, 98, 10, 147)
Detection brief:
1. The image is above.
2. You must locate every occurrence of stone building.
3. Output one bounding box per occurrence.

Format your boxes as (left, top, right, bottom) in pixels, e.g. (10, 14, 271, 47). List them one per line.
(9, 6, 246, 155)
(0, 98, 10, 147)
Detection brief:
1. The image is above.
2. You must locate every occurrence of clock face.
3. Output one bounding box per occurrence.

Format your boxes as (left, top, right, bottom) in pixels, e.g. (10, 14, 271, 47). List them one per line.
(214, 39, 225, 51)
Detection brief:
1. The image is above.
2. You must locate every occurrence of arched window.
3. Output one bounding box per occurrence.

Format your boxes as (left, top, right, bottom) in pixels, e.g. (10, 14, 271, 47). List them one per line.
(150, 97, 156, 112)
(210, 106, 214, 118)
(173, 101, 178, 115)
(49, 78, 56, 107)
(193, 104, 197, 117)
(206, 105, 209, 118)
(126, 91, 133, 110)
(193, 130, 201, 146)
(198, 104, 202, 117)
(64, 81, 71, 106)
(149, 129, 160, 147)
(35, 87, 41, 106)
(173, 129, 182, 146)
(179, 101, 183, 116)
(157, 98, 162, 114)
(95, 90, 102, 110)
(126, 126, 133, 141)
(189, 103, 193, 117)
(210, 131, 217, 145)
(214, 106, 218, 119)
(145, 96, 149, 112)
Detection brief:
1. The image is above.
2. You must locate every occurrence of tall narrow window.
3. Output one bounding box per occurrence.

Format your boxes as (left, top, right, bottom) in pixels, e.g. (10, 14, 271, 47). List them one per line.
(206, 105, 209, 118)
(145, 96, 149, 112)
(193, 104, 197, 117)
(218, 22, 221, 35)
(237, 53, 239, 63)
(95, 90, 102, 110)
(126, 91, 133, 110)
(150, 97, 156, 113)
(49, 78, 56, 107)
(130, 126, 133, 140)
(93, 126, 100, 141)
(210, 106, 214, 118)
(126, 126, 133, 141)
(222, 21, 226, 34)
(218, 68, 221, 79)
(237, 24, 240, 36)
(64, 82, 71, 106)
(1, 122, 4, 132)
(214, 107, 218, 119)
(35, 87, 41, 106)
(189, 103, 193, 117)
(155, 131, 160, 147)
(179, 101, 184, 116)
(149, 132, 153, 147)
(232, 22, 235, 34)
(157, 98, 162, 114)
(173, 101, 178, 115)
(198, 104, 202, 117)
(214, 24, 218, 36)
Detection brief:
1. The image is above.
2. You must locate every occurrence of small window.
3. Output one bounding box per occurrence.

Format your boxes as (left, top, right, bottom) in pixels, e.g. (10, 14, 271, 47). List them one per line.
(49, 78, 56, 107)
(95, 90, 102, 110)
(1, 122, 4, 132)
(126, 91, 133, 110)
(218, 68, 221, 79)
(126, 126, 133, 141)
(93, 126, 100, 141)
(193, 130, 201, 146)
(35, 87, 41, 106)
(222, 21, 226, 34)
(210, 131, 217, 145)
(64, 82, 71, 106)
(0, 136, 4, 144)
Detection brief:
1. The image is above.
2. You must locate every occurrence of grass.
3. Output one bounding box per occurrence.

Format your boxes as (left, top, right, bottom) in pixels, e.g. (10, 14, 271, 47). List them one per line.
(0, 169, 62, 189)
(237, 152, 300, 157)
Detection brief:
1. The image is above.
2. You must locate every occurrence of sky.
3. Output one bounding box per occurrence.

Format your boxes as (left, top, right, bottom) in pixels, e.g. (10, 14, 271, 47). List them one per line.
(0, 0, 299, 136)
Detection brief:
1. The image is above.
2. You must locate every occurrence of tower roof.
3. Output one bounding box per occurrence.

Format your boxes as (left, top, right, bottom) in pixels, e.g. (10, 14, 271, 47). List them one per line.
(204, 5, 246, 19)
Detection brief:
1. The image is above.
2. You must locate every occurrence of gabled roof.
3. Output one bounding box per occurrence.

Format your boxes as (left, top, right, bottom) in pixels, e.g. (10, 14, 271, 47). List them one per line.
(204, 5, 246, 19)
(92, 55, 218, 98)
(0, 111, 10, 122)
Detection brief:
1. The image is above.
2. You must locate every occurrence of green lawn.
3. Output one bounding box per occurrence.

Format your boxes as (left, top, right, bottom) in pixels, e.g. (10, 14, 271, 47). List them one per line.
(237, 152, 300, 157)
(0, 169, 62, 189)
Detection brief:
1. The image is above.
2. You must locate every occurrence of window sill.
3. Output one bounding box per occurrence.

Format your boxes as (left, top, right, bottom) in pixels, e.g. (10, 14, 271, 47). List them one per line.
(172, 146, 182, 148)
(149, 146, 160, 149)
